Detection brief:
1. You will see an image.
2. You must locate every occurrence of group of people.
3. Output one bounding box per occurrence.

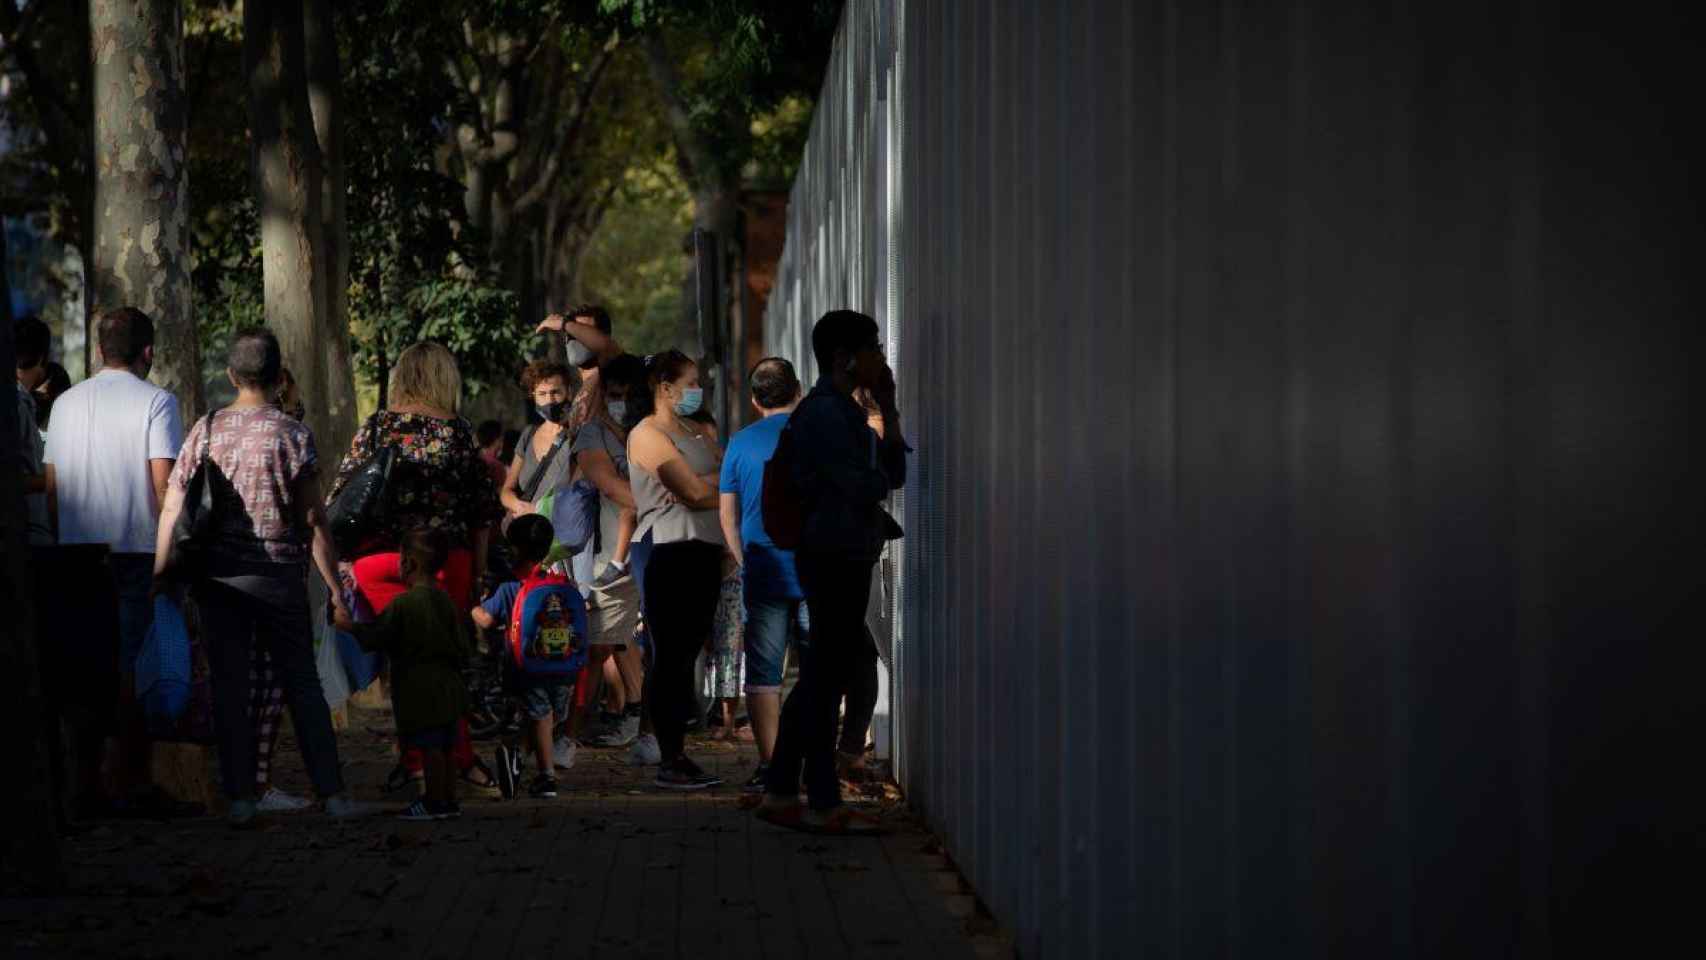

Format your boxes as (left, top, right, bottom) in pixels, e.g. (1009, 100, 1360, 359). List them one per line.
(14, 301, 907, 835)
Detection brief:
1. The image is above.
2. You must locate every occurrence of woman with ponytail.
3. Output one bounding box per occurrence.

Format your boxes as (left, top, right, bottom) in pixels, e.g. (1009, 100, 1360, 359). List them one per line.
(625, 350, 727, 789)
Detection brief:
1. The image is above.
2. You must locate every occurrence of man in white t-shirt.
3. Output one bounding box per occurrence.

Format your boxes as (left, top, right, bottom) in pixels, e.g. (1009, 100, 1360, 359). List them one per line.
(43, 306, 199, 818)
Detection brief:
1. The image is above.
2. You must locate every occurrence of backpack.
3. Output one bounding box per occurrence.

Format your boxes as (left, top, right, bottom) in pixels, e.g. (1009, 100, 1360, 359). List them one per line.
(506, 568, 589, 678)
(761, 411, 810, 552)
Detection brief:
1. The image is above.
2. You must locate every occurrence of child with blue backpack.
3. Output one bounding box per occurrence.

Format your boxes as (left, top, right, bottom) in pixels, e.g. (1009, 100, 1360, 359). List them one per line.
(471, 513, 589, 799)
(333, 528, 469, 821)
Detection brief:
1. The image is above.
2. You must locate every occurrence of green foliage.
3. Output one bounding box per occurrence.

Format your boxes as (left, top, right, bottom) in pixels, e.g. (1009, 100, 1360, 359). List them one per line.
(603, 0, 841, 184)
(577, 163, 693, 356)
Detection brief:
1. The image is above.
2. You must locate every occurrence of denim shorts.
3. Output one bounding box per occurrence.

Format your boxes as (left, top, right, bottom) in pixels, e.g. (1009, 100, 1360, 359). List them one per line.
(401, 723, 458, 750)
(110, 553, 156, 676)
(518, 681, 572, 722)
(743, 596, 809, 694)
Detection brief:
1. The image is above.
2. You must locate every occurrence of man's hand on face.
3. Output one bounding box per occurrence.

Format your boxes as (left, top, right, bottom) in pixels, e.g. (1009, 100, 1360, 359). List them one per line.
(871, 361, 898, 415)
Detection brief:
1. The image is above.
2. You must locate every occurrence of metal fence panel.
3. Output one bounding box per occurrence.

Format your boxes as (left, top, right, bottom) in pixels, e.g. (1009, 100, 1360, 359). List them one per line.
(766, 2, 1700, 957)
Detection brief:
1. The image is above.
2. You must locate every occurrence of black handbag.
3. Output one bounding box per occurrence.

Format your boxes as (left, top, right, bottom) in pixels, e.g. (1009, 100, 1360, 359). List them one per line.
(164, 411, 218, 580)
(327, 418, 398, 556)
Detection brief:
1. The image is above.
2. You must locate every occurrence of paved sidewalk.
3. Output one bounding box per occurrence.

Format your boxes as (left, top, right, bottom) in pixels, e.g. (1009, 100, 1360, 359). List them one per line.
(2, 707, 1006, 959)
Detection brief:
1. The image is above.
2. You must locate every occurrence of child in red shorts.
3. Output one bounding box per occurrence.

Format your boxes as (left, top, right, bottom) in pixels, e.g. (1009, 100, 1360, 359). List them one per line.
(335, 528, 470, 821)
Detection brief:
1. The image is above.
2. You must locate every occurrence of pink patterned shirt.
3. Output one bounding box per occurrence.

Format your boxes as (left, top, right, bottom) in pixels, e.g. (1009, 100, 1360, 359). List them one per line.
(169, 405, 318, 565)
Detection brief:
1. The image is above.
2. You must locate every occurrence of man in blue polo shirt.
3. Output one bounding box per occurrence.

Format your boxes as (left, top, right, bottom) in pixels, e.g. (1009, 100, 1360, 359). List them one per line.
(718, 357, 806, 792)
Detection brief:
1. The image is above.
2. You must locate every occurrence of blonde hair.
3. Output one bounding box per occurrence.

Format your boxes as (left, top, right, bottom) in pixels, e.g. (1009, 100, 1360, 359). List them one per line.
(389, 342, 463, 412)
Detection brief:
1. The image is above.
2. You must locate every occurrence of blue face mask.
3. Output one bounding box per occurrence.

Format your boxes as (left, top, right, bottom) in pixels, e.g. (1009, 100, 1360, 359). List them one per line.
(673, 386, 704, 417)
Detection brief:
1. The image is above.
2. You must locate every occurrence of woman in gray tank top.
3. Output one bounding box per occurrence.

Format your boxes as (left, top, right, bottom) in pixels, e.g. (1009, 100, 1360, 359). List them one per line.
(627, 350, 727, 790)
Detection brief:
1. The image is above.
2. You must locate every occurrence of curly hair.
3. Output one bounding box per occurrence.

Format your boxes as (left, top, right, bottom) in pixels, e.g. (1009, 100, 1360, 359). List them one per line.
(520, 358, 571, 394)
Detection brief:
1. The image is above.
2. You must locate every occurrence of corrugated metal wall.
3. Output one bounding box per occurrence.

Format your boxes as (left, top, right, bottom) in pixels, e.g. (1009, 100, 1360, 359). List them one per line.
(766, 2, 1701, 957)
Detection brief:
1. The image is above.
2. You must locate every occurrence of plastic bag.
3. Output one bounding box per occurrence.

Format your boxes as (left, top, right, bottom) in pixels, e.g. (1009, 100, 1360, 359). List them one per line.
(137, 594, 191, 728)
(313, 576, 351, 711)
(337, 579, 383, 692)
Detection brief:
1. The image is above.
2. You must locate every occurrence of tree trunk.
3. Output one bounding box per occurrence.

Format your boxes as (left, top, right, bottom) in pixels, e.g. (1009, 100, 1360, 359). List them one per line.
(88, 0, 200, 419)
(245, 0, 332, 457)
(304, 0, 356, 467)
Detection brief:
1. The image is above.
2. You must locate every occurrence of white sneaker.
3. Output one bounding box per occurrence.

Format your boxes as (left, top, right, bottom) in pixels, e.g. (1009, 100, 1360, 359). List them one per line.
(628, 733, 662, 766)
(256, 787, 312, 813)
(552, 736, 577, 771)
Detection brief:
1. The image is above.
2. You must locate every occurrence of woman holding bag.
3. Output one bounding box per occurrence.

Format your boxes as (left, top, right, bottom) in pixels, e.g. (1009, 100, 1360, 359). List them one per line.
(152, 329, 361, 825)
(329, 342, 503, 794)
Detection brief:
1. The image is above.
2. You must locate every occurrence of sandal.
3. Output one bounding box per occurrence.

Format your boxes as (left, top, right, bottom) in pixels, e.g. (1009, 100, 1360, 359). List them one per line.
(383, 763, 425, 795)
(460, 756, 500, 793)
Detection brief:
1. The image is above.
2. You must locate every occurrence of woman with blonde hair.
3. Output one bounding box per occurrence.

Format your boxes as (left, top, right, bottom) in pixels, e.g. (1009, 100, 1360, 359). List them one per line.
(330, 342, 504, 793)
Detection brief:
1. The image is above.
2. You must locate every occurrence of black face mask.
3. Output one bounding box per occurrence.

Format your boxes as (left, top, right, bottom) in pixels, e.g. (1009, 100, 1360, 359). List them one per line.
(537, 401, 568, 424)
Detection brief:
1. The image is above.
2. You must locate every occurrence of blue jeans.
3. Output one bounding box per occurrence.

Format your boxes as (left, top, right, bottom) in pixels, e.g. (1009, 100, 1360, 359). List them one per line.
(743, 595, 808, 694)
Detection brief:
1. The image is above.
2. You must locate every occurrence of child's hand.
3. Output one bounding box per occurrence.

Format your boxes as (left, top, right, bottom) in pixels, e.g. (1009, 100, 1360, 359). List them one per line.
(331, 603, 356, 634)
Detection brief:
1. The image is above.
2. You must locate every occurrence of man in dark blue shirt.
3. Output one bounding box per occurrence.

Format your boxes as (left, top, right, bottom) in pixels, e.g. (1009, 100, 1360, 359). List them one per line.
(758, 310, 908, 834)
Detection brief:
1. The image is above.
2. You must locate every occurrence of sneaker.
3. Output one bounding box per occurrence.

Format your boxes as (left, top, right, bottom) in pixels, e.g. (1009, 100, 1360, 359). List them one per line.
(528, 775, 559, 799)
(589, 714, 639, 748)
(628, 733, 662, 766)
(552, 737, 577, 771)
(435, 801, 462, 821)
(396, 799, 438, 822)
(228, 798, 258, 828)
(742, 765, 770, 794)
(655, 757, 722, 791)
(495, 745, 519, 800)
(324, 794, 372, 819)
(256, 787, 312, 813)
(591, 561, 629, 589)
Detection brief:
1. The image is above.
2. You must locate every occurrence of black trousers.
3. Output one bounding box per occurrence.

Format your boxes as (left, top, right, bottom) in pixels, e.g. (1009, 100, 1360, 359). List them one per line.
(195, 568, 344, 800)
(641, 540, 724, 762)
(839, 627, 879, 756)
(767, 549, 879, 810)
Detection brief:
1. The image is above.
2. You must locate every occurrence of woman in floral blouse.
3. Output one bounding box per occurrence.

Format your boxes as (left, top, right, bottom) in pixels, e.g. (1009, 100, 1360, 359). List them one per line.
(330, 341, 503, 791)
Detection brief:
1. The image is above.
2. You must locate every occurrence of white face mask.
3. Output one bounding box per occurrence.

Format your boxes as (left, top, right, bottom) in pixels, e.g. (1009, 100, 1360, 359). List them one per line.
(605, 400, 628, 425)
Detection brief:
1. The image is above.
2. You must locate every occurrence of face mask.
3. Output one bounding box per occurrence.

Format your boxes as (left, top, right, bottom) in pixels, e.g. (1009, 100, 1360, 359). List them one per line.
(605, 400, 628, 425)
(537, 401, 568, 424)
(567, 340, 596, 369)
(673, 386, 704, 417)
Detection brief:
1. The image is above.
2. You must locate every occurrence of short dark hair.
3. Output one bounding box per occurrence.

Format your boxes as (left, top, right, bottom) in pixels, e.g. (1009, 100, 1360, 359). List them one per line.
(98, 306, 155, 366)
(476, 419, 504, 447)
(228, 327, 283, 389)
(506, 513, 555, 565)
(599, 353, 647, 395)
(811, 309, 878, 374)
(749, 357, 800, 410)
(14, 316, 50, 369)
(569, 304, 612, 334)
(400, 527, 450, 576)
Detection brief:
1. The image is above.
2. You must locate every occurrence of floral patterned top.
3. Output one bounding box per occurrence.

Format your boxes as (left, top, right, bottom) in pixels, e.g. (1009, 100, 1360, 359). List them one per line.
(329, 410, 502, 552)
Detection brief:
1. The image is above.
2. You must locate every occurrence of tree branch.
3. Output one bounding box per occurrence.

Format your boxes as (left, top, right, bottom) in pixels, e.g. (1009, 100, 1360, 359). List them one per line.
(510, 39, 616, 217)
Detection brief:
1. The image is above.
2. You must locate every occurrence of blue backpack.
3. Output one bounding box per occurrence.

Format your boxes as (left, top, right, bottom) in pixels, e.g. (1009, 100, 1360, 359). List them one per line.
(506, 568, 589, 678)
